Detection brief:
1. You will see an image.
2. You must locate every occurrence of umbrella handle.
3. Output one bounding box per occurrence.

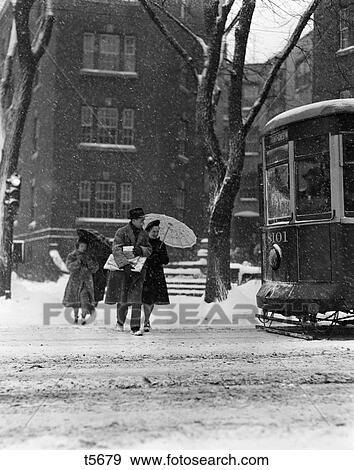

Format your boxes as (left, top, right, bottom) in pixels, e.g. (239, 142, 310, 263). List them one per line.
(160, 224, 171, 248)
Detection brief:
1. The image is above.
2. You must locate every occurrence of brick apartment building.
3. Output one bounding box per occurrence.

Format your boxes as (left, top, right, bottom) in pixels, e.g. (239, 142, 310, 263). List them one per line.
(0, 0, 206, 280)
(313, 0, 354, 100)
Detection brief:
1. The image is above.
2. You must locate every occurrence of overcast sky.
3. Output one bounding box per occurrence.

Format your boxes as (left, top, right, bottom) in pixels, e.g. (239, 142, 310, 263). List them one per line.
(0, 0, 314, 63)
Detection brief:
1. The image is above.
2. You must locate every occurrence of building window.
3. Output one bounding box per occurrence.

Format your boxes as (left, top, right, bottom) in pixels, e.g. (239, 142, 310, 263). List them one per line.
(95, 182, 116, 218)
(83, 33, 95, 69)
(80, 105, 136, 146)
(82, 32, 136, 72)
(99, 34, 120, 71)
(122, 109, 135, 145)
(81, 106, 94, 143)
(79, 181, 91, 217)
(120, 182, 132, 218)
(97, 107, 118, 144)
(124, 36, 136, 72)
(339, 7, 352, 49)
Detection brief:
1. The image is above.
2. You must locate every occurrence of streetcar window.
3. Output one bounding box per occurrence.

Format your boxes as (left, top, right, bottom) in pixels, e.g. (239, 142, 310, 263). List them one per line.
(343, 134, 354, 215)
(295, 135, 331, 218)
(266, 163, 291, 221)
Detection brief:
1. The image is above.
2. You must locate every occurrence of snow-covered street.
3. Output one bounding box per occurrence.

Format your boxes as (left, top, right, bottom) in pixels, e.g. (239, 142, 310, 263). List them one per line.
(0, 276, 354, 450)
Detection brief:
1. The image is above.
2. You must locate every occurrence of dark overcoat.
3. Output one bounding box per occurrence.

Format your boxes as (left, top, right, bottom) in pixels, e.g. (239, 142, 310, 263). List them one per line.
(63, 250, 99, 308)
(142, 238, 170, 305)
(105, 223, 152, 304)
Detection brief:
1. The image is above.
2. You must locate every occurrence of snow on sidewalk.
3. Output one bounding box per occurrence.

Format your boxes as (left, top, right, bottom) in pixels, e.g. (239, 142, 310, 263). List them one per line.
(0, 274, 261, 328)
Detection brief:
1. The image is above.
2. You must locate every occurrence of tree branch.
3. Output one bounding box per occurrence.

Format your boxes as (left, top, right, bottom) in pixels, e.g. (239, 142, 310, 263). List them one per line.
(205, 0, 234, 90)
(149, 0, 208, 56)
(138, 0, 199, 82)
(14, 0, 36, 67)
(229, 0, 255, 133)
(0, 20, 17, 111)
(32, 0, 54, 62)
(224, 9, 240, 36)
(243, 0, 322, 134)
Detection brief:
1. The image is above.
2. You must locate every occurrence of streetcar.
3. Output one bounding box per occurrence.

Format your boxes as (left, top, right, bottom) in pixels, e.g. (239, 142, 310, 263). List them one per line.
(256, 99, 354, 326)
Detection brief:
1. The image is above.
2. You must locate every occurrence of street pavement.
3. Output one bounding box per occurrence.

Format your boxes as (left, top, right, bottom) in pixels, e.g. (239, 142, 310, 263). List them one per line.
(0, 326, 353, 449)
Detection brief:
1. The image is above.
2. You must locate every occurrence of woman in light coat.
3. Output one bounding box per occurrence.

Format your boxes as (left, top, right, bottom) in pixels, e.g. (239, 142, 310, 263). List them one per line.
(63, 239, 99, 325)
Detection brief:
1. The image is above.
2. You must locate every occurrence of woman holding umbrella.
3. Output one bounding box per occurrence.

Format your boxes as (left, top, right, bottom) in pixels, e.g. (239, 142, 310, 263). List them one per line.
(142, 220, 170, 332)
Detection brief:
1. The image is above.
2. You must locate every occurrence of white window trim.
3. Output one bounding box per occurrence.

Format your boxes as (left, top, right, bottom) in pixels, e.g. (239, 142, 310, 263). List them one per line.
(78, 143, 137, 152)
(336, 45, 354, 57)
(80, 68, 138, 78)
(76, 217, 130, 224)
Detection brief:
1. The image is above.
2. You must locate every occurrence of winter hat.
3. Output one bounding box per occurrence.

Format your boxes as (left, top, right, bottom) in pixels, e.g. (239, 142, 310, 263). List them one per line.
(129, 207, 145, 219)
(145, 219, 160, 232)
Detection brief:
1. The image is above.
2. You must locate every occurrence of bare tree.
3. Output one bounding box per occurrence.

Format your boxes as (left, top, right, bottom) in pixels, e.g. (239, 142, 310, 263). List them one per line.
(139, 0, 322, 302)
(0, 0, 54, 298)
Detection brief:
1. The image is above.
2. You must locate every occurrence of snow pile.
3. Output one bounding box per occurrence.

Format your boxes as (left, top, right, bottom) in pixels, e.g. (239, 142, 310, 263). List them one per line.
(0, 274, 261, 329)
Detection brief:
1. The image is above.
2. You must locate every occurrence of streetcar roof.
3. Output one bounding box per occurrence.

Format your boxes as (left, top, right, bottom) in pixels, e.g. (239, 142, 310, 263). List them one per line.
(263, 99, 354, 134)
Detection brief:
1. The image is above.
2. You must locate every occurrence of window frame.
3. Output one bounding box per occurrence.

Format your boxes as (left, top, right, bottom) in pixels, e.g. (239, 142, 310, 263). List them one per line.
(264, 138, 291, 225)
(94, 181, 117, 218)
(120, 182, 132, 218)
(294, 134, 332, 221)
(79, 181, 91, 218)
(82, 32, 137, 73)
(83, 33, 95, 69)
(122, 109, 135, 145)
(97, 107, 118, 144)
(81, 106, 94, 143)
(98, 33, 120, 71)
(124, 36, 136, 72)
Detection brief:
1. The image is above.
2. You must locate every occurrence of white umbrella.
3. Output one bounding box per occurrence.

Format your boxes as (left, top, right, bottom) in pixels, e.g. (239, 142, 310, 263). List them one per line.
(144, 213, 197, 248)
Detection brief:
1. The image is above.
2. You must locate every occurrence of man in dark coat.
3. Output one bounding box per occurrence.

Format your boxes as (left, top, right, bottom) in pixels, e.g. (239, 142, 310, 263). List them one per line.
(105, 208, 152, 335)
(142, 220, 170, 332)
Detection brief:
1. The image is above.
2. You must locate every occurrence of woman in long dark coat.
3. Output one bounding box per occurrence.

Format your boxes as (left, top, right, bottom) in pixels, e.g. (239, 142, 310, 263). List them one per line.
(142, 220, 170, 332)
(63, 239, 99, 325)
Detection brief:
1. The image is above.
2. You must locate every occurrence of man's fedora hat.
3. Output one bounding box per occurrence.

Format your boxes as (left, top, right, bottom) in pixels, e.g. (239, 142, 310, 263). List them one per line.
(129, 207, 145, 219)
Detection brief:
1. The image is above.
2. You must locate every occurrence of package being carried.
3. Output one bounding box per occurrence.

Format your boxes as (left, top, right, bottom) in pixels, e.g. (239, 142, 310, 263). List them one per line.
(104, 246, 147, 273)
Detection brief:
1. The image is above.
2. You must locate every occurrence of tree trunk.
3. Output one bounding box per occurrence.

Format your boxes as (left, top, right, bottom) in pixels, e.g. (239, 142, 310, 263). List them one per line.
(204, 135, 246, 303)
(204, 202, 232, 303)
(0, 66, 36, 297)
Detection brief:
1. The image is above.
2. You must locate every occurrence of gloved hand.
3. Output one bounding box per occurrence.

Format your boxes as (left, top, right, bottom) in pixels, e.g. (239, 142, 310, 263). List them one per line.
(133, 246, 143, 257)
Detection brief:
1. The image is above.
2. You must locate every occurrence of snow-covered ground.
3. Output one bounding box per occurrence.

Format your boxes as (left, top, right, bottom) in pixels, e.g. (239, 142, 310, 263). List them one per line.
(0, 274, 261, 328)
